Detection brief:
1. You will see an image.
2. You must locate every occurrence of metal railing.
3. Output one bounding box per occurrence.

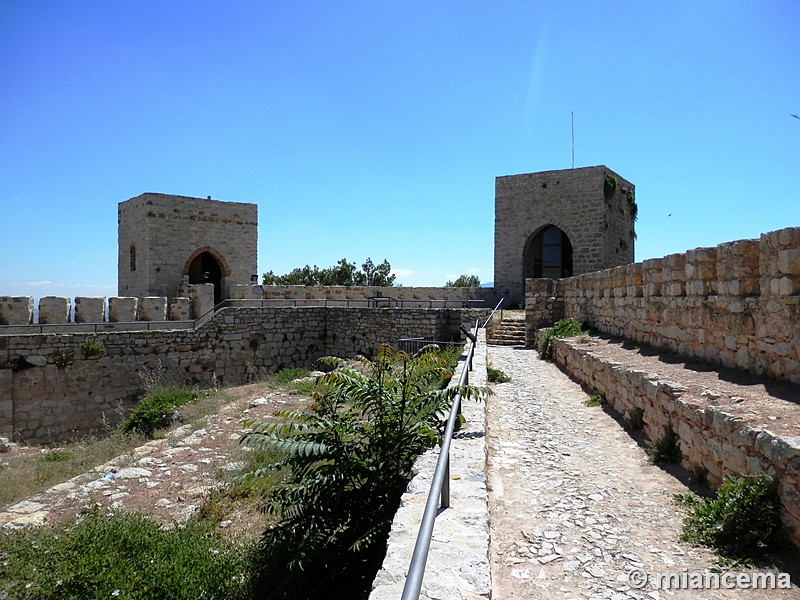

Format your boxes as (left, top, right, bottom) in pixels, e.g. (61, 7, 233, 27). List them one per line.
(400, 320, 479, 599)
(482, 297, 505, 328)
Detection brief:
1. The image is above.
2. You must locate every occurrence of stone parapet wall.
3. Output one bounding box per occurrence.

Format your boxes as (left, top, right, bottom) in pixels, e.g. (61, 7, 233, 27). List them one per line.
(370, 331, 490, 600)
(231, 284, 500, 308)
(552, 337, 800, 546)
(526, 226, 800, 384)
(0, 307, 488, 443)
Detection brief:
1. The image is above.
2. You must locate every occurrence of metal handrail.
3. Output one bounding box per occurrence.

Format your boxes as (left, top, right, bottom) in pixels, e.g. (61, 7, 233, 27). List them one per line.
(482, 296, 504, 328)
(400, 319, 479, 600)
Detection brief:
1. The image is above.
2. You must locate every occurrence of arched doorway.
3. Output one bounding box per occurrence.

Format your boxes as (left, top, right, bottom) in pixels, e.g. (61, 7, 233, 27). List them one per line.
(524, 225, 574, 281)
(187, 251, 223, 304)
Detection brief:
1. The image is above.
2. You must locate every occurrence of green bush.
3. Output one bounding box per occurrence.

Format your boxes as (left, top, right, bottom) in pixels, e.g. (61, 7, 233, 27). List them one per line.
(534, 319, 587, 360)
(0, 510, 253, 599)
(487, 365, 511, 383)
(117, 387, 197, 437)
(646, 425, 682, 464)
(240, 344, 486, 599)
(626, 407, 644, 431)
(677, 475, 784, 562)
(584, 394, 605, 407)
(79, 337, 105, 358)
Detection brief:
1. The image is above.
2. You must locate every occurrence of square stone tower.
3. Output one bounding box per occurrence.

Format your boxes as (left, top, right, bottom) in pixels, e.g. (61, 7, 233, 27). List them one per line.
(494, 166, 636, 306)
(118, 193, 258, 304)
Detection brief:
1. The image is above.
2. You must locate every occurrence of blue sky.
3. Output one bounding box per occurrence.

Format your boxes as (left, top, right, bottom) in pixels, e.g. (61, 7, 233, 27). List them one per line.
(1, 1, 798, 301)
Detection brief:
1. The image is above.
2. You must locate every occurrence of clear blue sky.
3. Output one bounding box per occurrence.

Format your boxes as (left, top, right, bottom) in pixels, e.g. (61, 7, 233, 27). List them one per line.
(2, 1, 798, 301)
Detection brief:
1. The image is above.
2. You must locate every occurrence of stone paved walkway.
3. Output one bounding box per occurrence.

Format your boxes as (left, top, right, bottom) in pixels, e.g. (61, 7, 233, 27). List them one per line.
(486, 346, 799, 600)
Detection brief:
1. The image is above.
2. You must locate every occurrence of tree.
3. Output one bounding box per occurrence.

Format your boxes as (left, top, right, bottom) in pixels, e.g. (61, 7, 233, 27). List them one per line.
(445, 274, 481, 287)
(262, 257, 396, 287)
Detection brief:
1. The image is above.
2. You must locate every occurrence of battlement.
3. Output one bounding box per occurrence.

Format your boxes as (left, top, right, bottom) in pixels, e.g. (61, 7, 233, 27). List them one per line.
(0, 284, 216, 327)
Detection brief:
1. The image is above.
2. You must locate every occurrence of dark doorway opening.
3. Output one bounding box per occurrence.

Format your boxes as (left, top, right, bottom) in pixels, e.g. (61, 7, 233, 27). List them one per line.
(187, 251, 223, 304)
(524, 225, 573, 281)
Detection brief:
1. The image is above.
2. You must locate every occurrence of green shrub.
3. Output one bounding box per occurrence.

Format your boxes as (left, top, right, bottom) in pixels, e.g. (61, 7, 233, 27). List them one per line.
(626, 407, 644, 431)
(487, 365, 511, 383)
(646, 425, 682, 464)
(585, 394, 605, 407)
(534, 319, 587, 360)
(117, 387, 197, 437)
(603, 174, 618, 199)
(240, 344, 486, 599)
(676, 475, 784, 562)
(79, 337, 105, 358)
(0, 509, 253, 599)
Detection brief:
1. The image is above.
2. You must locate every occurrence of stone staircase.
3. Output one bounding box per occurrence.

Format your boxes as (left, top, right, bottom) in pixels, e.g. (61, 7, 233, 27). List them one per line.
(487, 317, 526, 346)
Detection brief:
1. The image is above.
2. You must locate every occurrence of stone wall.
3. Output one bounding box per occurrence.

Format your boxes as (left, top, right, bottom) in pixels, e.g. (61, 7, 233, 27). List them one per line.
(370, 330, 490, 600)
(552, 337, 800, 546)
(231, 284, 500, 308)
(526, 226, 800, 385)
(0, 307, 488, 443)
(0, 285, 217, 329)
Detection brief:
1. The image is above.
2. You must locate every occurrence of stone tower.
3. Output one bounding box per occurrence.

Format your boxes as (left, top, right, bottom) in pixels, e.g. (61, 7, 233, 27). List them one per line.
(494, 166, 636, 306)
(118, 193, 258, 304)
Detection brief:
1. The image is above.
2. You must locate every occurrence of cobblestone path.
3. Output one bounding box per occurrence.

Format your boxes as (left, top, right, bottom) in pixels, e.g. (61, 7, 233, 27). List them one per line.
(486, 346, 799, 600)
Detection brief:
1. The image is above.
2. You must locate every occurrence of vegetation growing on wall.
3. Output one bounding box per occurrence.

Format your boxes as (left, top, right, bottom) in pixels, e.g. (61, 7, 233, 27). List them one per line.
(603, 174, 618, 200)
(534, 318, 587, 360)
(262, 257, 395, 286)
(675, 475, 785, 563)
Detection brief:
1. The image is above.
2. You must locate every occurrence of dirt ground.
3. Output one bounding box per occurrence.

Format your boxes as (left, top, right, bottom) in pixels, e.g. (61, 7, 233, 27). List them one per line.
(0, 382, 314, 539)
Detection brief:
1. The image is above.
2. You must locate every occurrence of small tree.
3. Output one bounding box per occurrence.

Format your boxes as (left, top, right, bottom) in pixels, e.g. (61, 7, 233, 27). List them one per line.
(445, 274, 481, 287)
(240, 345, 485, 599)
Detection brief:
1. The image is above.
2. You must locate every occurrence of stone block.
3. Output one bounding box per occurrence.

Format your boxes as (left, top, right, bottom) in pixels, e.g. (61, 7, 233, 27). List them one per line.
(38, 296, 71, 324)
(189, 284, 214, 318)
(777, 249, 800, 275)
(169, 297, 191, 320)
(74, 297, 106, 323)
(0, 296, 33, 325)
(108, 297, 138, 322)
(138, 297, 167, 321)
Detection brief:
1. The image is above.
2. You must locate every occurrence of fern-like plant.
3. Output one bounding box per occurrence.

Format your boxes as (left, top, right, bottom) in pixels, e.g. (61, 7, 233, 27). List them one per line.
(240, 344, 486, 600)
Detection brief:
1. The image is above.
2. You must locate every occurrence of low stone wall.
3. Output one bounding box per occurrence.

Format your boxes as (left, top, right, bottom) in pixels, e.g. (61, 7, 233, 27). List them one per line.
(553, 337, 800, 546)
(526, 226, 800, 384)
(370, 330, 490, 599)
(232, 284, 500, 308)
(0, 307, 488, 443)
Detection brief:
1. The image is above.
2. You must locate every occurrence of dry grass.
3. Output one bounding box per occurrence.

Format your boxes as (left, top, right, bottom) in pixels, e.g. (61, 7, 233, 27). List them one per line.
(0, 431, 147, 508)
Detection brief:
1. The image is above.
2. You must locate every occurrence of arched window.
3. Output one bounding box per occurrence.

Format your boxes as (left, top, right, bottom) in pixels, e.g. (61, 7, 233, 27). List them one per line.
(524, 225, 573, 280)
(130, 245, 136, 272)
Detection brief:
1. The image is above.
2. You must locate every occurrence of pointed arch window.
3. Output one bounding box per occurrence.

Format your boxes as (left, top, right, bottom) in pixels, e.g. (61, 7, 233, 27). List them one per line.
(525, 225, 573, 280)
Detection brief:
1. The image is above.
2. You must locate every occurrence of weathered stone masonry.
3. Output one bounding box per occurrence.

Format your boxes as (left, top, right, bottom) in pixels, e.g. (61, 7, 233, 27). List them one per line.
(0, 307, 488, 443)
(524, 225, 800, 545)
(526, 226, 800, 385)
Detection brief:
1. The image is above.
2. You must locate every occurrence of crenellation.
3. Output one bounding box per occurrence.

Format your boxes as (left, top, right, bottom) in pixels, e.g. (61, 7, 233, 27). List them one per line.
(38, 297, 71, 324)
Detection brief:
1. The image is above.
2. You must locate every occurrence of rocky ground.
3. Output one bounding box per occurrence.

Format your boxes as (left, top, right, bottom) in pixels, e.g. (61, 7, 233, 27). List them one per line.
(486, 345, 799, 600)
(0, 383, 313, 536)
